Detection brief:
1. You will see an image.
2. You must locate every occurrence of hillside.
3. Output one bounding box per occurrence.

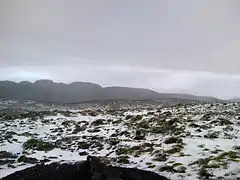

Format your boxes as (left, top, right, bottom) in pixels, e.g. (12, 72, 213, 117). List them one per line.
(0, 80, 221, 103)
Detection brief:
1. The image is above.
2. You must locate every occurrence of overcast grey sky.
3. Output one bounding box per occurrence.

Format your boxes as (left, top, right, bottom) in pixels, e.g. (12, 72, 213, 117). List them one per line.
(1, 0, 240, 99)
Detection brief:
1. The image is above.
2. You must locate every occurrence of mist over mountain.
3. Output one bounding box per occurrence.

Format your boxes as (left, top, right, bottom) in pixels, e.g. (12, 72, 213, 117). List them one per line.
(0, 80, 221, 103)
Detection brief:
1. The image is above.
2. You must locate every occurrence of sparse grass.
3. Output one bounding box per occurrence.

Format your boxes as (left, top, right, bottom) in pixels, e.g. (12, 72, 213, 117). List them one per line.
(166, 144, 184, 155)
(91, 119, 106, 126)
(223, 125, 234, 131)
(214, 151, 239, 161)
(132, 115, 143, 121)
(198, 167, 212, 179)
(211, 149, 223, 154)
(146, 162, 153, 165)
(17, 155, 38, 164)
(164, 136, 183, 144)
(203, 148, 210, 151)
(172, 162, 183, 167)
(117, 156, 130, 164)
(136, 120, 149, 129)
(218, 118, 233, 126)
(166, 147, 182, 154)
(134, 129, 146, 140)
(198, 144, 205, 148)
(23, 139, 55, 151)
(147, 164, 156, 168)
(20, 132, 34, 137)
(116, 147, 132, 155)
(112, 119, 122, 124)
(0, 151, 17, 159)
(204, 131, 219, 139)
(153, 150, 168, 162)
(178, 152, 191, 157)
(159, 164, 186, 173)
(159, 165, 174, 172)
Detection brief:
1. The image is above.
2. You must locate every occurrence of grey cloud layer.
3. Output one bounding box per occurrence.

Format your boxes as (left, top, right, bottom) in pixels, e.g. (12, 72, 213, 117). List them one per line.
(1, 0, 240, 72)
(0, 65, 240, 99)
(1, 0, 240, 98)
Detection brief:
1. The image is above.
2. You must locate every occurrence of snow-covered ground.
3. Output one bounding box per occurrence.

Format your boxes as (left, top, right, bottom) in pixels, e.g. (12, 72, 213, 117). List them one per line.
(0, 102, 240, 179)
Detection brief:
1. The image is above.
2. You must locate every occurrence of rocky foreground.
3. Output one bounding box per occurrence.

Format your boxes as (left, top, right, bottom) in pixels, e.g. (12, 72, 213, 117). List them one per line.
(1, 156, 169, 180)
(0, 102, 240, 179)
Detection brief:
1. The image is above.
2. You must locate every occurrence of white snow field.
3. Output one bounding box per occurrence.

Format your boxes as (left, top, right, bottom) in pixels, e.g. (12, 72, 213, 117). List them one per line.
(0, 102, 240, 179)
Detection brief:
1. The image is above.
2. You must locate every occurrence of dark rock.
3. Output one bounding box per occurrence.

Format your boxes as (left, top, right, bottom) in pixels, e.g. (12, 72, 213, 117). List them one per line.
(189, 123, 200, 128)
(134, 129, 146, 140)
(0, 151, 17, 159)
(2, 156, 169, 180)
(117, 156, 130, 164)
(218, 118, 233, 126)
(87, 128, 101, 133)
(164, 137, 183, 144)
(79, 151, 89, 156)
(125, 115, 133, 120)
(195, 129, 202, 133)
(153, 150, 168, 162)
(17, 155, 38, 164)
(7, 164, 16, 168)
(91, 119, 106, 126)
(132, 115, 143, 121)
(204, 131, 220, 139)
(72, 125, 87, 134)
(78, 142, 91, 149)
(0, 159, 15, 165)
(40, 159, 51, 163)
(159, 165, 175, 172)
(23, 139, 55, 151)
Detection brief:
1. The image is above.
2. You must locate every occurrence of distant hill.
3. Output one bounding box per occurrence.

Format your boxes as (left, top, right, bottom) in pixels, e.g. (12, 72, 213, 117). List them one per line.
(0, 80, 221, 103)
(227, 98, 240, 102)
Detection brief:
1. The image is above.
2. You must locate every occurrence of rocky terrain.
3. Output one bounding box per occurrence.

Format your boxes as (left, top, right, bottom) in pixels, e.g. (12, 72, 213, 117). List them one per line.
(0, 101, 240, 179)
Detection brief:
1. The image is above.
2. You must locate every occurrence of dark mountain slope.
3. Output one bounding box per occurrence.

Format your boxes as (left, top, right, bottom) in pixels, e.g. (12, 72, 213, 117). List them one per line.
(0, 80, 221, 103)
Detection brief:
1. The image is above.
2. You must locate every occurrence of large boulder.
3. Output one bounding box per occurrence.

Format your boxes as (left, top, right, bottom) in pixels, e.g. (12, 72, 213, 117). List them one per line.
(2, 156, 169, 180)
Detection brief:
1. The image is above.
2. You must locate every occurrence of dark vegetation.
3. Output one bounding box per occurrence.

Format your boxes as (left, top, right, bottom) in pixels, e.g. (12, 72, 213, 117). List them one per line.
(2, 156, 169, 180)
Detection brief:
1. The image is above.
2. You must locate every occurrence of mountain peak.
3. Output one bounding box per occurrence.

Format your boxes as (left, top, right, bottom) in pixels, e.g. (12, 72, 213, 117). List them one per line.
(0, 79, 222, 103)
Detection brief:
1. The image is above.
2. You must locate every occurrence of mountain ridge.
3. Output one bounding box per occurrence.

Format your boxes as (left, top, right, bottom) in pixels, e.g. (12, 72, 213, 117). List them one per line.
(0, 80, 222, 103)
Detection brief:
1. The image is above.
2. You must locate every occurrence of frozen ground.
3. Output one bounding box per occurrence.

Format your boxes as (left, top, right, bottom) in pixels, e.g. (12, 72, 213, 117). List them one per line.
(0, 102, 240, 179)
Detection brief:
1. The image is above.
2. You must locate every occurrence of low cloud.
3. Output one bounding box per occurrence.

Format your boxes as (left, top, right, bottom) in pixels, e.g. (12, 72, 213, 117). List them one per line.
(0, 65, 240, 99)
